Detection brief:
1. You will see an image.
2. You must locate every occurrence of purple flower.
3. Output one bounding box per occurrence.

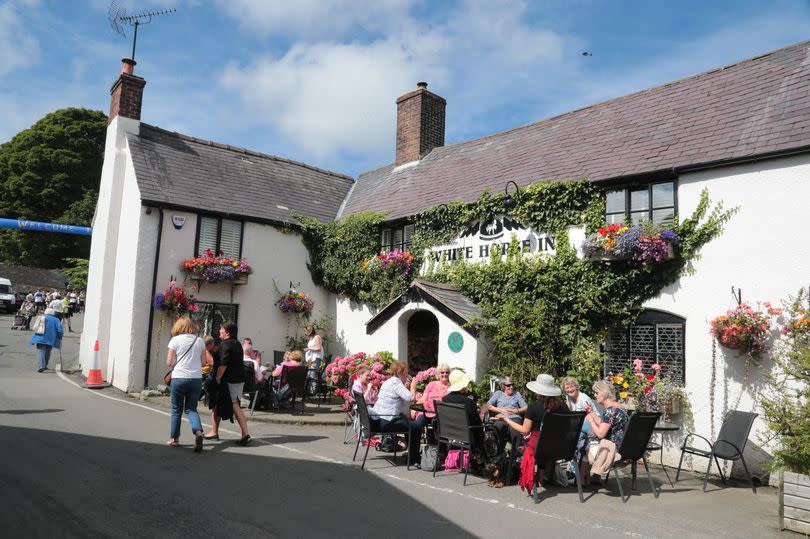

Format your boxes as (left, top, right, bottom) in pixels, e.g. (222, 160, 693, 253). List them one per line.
(153, 292, 165, 310)
(660, 229, 677, 242)
(614, 226, 643, 257)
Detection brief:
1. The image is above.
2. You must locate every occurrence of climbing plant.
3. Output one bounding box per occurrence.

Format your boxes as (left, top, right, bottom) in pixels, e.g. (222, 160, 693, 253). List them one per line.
(295, 180, 737, 391)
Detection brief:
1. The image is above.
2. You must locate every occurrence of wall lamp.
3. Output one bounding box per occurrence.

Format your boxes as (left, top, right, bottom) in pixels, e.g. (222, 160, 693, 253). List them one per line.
(503, 181, 520, 210)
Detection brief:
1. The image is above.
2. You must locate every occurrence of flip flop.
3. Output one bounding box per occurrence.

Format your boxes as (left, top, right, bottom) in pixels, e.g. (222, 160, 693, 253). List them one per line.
(236, 434, 251, 446)
(166, 440, 179, 447)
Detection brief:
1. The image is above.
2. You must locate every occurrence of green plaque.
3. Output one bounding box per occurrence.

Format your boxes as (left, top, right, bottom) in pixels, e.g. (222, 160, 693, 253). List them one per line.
(448, 331, 464, 353)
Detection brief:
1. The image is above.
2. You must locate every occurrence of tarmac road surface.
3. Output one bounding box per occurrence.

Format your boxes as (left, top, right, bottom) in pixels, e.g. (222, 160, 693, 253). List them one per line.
(0, 313, 782, 538)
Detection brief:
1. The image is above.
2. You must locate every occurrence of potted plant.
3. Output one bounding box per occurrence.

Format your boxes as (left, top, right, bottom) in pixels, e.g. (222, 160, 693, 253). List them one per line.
(582, 222, 677, 265)
(761, 289, 810, 534)
(181, 249, 252, 285)
(709, 301, 781, 357)
(606, 359, 685, 417)
(275, 288, 315, 315)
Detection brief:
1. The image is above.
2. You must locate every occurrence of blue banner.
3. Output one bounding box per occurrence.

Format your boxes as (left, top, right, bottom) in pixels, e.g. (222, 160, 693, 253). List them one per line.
(0, 218, 92, 236)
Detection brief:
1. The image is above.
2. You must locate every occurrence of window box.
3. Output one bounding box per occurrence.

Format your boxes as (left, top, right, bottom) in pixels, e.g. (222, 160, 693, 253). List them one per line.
(181, 250, 252, 284)
(587, 241, 674, 262)
(583, 223, 676, 265)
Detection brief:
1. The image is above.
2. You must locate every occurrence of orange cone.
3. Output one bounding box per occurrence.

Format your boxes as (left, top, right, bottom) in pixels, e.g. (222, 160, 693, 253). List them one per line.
(84, 339, 111, 389)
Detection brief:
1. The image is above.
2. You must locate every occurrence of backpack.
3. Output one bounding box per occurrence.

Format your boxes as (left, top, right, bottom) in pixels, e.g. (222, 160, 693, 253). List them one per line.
(378, 434, 399, 453)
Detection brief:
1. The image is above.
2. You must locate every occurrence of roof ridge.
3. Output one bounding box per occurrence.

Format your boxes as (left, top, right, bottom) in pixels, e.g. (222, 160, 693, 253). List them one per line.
(399, 38, 810, 158)
(138, 123, 355, 184)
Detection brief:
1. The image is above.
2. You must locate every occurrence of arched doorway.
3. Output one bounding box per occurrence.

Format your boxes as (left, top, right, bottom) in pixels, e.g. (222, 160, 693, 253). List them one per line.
(407, 310, 439, 375)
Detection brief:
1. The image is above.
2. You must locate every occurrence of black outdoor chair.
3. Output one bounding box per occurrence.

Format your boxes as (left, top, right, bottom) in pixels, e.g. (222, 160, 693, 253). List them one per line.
(352, 391, 410, 470)
(675, 410, 758, 493)
(531, 411, 587, 503)
(432, 401, 493, 486)
(601, 411, 661, 503)
(286, 365, 309, 414)
(242, 362, 258, 409)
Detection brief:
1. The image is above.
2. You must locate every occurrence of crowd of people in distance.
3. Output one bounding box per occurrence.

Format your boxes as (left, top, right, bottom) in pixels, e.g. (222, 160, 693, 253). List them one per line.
(349, 360, 630, 491)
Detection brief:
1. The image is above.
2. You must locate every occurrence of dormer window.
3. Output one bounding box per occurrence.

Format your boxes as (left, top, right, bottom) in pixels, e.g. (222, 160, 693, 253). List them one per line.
(606, 181, 676, 225)
(381, 224, 415, 253)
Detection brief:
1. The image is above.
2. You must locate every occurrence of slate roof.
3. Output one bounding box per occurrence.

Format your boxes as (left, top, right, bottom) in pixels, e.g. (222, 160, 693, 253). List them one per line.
(0, 264, 68, 291)
(128, 124, 354, 224)
(342, 40, 810, 221)
(366, 279, 481, 336)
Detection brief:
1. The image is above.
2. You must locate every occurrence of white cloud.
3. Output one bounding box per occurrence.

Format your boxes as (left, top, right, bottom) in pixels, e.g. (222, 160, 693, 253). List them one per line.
(216, 0, 418, 39)
(219, 0, 571, 161)
(0, 2, 39, 76)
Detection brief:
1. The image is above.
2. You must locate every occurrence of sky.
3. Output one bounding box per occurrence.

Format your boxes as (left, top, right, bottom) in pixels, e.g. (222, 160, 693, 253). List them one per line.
(2, 0, 810, 178)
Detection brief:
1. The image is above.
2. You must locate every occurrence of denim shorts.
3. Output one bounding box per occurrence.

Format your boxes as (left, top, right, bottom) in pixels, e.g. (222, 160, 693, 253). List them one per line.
(227, 382, 244, 403)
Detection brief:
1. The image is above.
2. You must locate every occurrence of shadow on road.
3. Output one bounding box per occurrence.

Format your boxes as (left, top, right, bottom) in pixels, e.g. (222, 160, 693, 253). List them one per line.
(0, 425, 469, 537)
(0, 408, 64, 415)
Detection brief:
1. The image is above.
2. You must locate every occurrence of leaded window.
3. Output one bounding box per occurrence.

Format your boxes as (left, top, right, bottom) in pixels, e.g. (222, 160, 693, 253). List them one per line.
(196, 302, 239, 342)
(604, 310, 685, 384)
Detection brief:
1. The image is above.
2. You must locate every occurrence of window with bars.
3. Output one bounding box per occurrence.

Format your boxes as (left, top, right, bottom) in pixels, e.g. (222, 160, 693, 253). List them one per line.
(603, 309, 685, 384)
(605, 181, 677, 226)
(196, 302, 239, 342)
(380, 224, 415, 253)
(196, 216, 243, 258)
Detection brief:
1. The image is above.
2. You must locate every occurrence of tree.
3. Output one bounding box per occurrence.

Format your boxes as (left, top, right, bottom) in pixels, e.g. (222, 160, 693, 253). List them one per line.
(61, 258, 89, 290)
(0, 108, 107, 268)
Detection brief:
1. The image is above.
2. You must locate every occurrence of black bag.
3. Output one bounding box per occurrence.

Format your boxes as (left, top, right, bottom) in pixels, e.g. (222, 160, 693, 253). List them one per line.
(420, 445, 439, 471)
(378, 434, 399, 453)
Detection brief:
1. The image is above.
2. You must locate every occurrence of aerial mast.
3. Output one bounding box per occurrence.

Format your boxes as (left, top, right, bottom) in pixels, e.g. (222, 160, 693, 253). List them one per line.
(107, 2, 176, 63)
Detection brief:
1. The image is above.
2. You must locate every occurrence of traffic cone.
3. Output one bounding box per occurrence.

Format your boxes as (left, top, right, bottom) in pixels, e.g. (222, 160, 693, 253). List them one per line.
(84, 339, 111, 389)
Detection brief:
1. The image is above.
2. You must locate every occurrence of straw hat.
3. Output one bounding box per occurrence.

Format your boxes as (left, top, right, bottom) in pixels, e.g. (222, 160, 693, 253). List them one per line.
(526, 373, 562, 396)
(447, 369, 472, 392)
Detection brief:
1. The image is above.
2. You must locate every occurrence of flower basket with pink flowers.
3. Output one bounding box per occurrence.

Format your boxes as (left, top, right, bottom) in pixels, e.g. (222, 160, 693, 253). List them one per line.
(710, 301, 781, 356)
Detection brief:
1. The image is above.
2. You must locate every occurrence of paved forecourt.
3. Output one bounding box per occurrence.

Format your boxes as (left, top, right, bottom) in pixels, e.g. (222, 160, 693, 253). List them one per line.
(0, 313, 782, 538)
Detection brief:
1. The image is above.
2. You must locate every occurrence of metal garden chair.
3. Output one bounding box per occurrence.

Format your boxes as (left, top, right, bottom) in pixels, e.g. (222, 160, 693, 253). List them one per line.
(352, 391, 410, 470)
(531, 411, 588, 503)
(433, 401, 497, 486)
(675, 410, 758, 493)
(601, 411, 661, 503)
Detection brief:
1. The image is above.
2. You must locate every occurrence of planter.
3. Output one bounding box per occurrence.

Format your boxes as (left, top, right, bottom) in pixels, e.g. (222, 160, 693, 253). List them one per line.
(587, 243, 675, 262)
(663, 396, 682, 418)
(186, 273, 248, 285)
(781, 470, 810, 534)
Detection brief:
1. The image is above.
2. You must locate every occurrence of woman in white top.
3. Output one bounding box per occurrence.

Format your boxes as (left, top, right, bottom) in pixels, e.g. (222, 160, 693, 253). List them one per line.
(370, 361, 421, 466)
(304, 325, 323, 368)
(166, 316, 207, 451)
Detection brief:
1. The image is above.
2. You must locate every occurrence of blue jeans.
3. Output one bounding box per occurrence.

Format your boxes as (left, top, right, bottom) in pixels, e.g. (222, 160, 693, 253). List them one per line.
(170, 378, 203, 440)
(378, 417, 422, 463)
(36, 344, 52, 370)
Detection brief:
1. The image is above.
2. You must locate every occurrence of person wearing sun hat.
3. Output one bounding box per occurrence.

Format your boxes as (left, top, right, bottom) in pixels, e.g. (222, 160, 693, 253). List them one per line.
(497, 373, 568, 494)
(441, 369, 484, 446)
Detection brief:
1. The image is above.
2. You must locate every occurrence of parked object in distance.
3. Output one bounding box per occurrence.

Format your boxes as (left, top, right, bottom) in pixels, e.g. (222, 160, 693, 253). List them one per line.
(0, 278, 15, 313)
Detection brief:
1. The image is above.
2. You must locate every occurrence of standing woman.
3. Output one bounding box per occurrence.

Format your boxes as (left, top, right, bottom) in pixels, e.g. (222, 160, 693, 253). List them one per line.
(166, 316, 207, 451)
(304, 325, 323, 369)
(29, 307, 63, 372)
(216, 320, 251, 445)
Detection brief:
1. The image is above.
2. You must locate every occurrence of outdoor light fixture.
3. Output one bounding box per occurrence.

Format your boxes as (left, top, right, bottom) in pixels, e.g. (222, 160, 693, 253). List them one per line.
(290, 281, 300, 293)
(503, 181, 520, 210)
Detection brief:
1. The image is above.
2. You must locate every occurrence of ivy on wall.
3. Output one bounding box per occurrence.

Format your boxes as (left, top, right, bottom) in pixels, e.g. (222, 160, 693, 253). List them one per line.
(295, 180, 737, 390)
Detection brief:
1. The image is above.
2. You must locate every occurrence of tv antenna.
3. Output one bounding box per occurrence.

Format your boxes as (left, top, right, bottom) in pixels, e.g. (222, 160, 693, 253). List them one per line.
(108, 2, 176, 63)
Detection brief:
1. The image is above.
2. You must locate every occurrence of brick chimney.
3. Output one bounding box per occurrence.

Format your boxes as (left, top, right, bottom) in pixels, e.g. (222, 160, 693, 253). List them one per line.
(395, 82, 446, 166)
(109, 59, 146, 123)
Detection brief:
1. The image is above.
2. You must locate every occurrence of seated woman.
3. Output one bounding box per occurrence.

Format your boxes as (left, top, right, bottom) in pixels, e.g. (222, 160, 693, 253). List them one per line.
(369, 361, 421, 466)
(351, 366, 378, 405)
(497, 374, 567, 494)
(242, 337, 266, 384)
(486, 376, 528, 451)
(561, 376, 595, 445)
(583, 380, 629, 483)
(410, 363, 452, 428)
(272, 350, 302, 378)
(441, 370, 487, 452)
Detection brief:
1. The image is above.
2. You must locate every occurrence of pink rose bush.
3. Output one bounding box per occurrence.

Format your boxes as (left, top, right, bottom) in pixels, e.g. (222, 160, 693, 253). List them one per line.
(325, 351, 395, 407)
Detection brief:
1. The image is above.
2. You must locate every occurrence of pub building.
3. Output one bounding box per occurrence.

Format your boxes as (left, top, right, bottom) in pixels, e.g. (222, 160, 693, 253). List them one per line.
(83, 40, 810, 476)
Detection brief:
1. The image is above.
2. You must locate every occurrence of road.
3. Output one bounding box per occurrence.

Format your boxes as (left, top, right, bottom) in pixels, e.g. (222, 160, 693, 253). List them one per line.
(0, 313, 782, 538)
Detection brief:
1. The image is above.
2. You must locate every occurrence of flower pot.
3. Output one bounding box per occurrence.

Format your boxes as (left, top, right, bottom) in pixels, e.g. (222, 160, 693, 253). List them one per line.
(663, 396, 682, 418)
(234, 273, 248, 285)
(780, 470, 810, 534)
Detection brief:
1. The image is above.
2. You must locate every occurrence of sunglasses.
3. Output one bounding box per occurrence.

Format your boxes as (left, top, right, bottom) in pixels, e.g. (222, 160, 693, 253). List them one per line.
(440, 371, 450, 375)
(503, 383, 513, 388)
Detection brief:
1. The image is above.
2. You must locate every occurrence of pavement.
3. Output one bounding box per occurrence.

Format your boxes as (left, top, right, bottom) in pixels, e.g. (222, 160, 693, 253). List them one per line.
(0, 312, 785, 538)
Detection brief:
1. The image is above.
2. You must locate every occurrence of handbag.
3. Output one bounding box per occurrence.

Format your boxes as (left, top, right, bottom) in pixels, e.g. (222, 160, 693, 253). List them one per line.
(444, 449, 470, 472)
(163, 336, 198, 386)
(420, 444, 439, 471)
(32, 315, 46, 335)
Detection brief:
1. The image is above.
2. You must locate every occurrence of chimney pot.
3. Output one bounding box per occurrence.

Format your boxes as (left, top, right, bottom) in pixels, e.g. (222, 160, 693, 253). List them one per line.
(395, 82, 446, 166)
(120, 58, 137, 75)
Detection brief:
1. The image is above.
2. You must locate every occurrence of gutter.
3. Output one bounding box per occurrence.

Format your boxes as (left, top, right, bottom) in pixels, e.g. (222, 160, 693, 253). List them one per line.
(143, 207, 163, 388)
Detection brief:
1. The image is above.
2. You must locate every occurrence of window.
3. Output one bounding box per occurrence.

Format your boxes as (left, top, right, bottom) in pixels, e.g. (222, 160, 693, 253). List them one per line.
(196, 216, 243, 258)
(196, 302, 239, 342)
(605, 181, 676, 225)
(603, 309, 685, 384)
(380, 224, 415, 253)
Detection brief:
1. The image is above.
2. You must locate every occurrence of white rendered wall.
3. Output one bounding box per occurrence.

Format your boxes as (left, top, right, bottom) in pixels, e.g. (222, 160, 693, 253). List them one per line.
(144, 218, 336, 387)
(81, 116, 140, 380)
(645, 154, 810, 477)
(335, 297, 490, 380)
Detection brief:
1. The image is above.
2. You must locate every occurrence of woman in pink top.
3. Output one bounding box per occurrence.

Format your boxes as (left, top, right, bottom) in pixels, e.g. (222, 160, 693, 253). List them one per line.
(410, 363, 452, 428)
(272, 350, 302, 377)
(351, 366, 379, 405)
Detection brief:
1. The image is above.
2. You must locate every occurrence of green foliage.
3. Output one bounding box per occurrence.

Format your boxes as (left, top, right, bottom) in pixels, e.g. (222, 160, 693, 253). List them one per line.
(0, 108, 107, 267)
(294, 211, 388, 306)
(760, 288, 810, 474)
(61, 258, 89, 289)
(296, 178, 735, 393)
